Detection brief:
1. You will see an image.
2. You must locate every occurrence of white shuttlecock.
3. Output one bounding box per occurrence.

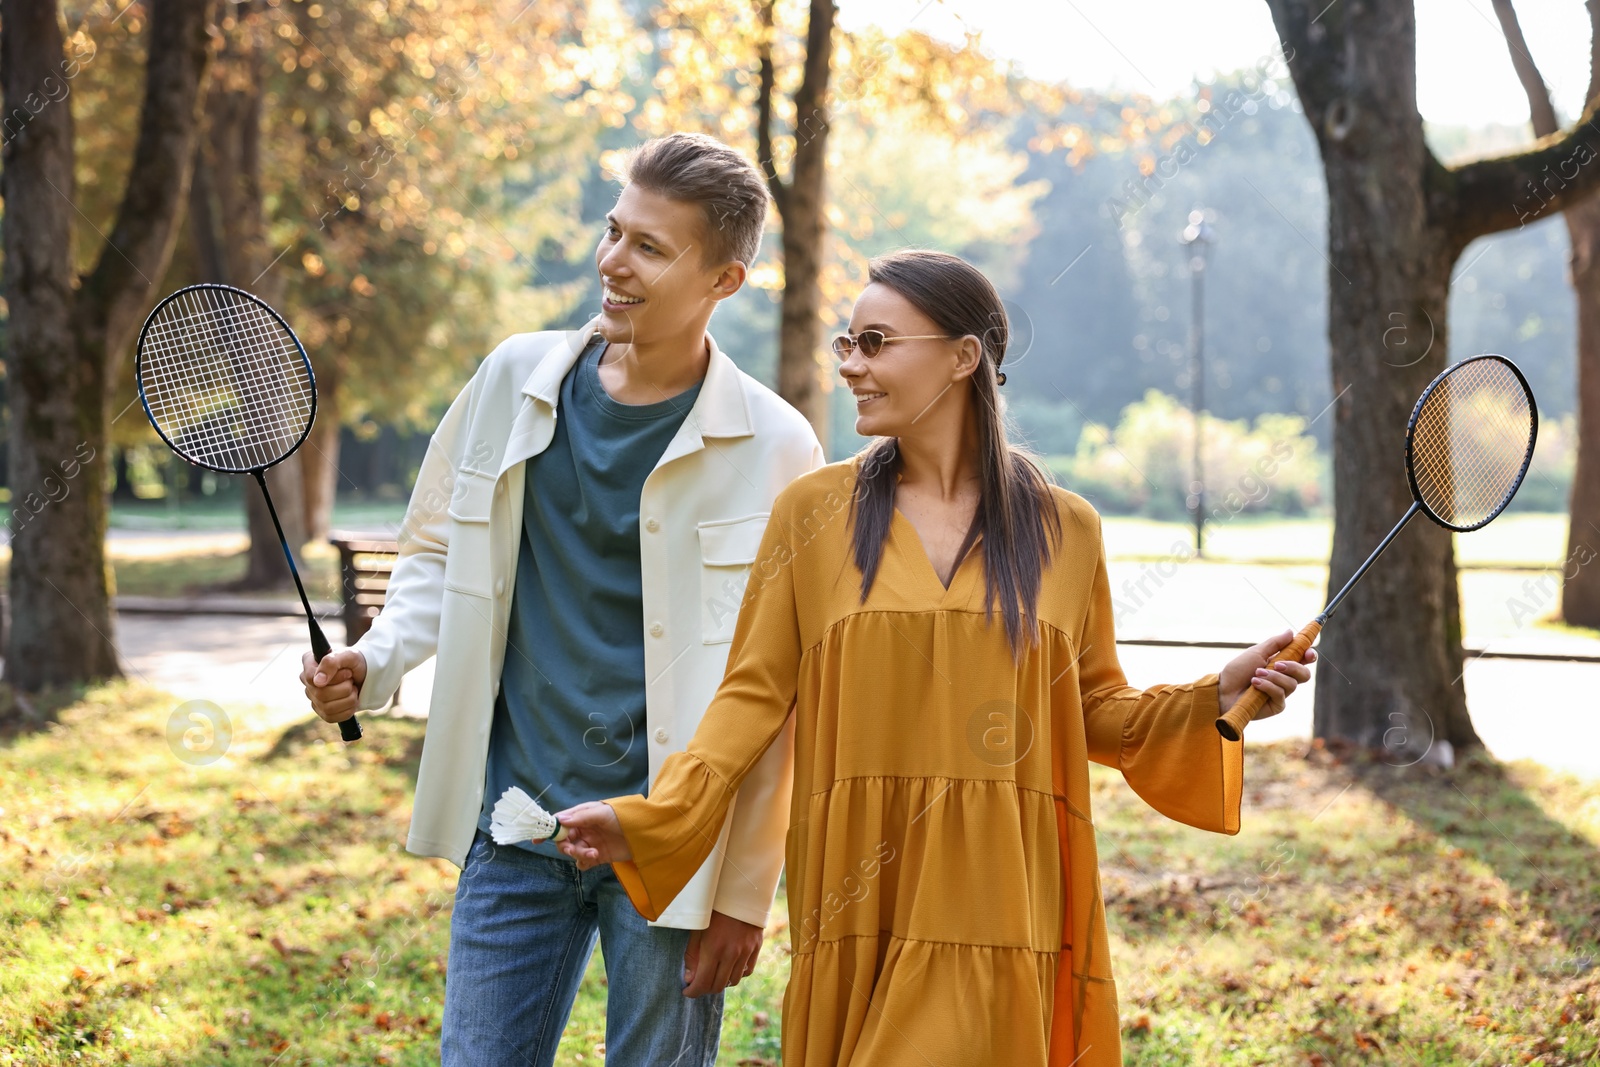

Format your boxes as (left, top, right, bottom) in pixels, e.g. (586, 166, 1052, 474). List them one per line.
(489, 786, 568, 844)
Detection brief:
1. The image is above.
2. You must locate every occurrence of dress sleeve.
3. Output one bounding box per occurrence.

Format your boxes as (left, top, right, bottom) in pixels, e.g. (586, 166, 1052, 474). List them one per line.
(1076, 515, 1244, 835)
(605, 492, 805, 920)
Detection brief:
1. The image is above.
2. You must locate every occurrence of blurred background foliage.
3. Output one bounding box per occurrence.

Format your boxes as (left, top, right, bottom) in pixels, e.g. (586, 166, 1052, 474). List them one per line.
(5, 0, 1580, 521)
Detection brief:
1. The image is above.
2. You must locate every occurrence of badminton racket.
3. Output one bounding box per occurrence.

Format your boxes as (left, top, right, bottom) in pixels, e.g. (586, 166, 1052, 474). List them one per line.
(135, 283, 361, 743)
(1217, 354, 1538, 741)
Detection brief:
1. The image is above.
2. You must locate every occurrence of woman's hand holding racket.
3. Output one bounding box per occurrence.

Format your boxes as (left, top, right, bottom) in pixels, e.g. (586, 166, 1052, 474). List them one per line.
(1216, 355, 1538, 741)
(553, 801, 633, 871)
(1218, 630, 1317, 722)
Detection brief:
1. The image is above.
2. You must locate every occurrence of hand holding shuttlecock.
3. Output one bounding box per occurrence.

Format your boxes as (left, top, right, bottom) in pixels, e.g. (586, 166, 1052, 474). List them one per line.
(489, 786, 568, 845)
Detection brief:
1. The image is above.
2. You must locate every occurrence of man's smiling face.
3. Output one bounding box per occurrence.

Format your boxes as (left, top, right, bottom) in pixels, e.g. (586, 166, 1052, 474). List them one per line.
(594, 184, 743, 345)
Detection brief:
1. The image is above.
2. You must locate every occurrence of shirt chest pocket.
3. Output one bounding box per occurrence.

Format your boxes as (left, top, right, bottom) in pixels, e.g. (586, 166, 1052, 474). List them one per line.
(696, 511, 771, 644)
(444, 467, 498, 598)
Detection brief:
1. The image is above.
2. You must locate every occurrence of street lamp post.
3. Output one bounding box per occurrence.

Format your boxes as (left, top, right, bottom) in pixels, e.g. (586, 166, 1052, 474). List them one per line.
(1181, 209, 1214, 558)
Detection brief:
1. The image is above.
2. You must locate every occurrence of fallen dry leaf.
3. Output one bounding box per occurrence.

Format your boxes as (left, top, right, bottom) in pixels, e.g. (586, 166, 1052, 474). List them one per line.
(270, 935, 312, 958)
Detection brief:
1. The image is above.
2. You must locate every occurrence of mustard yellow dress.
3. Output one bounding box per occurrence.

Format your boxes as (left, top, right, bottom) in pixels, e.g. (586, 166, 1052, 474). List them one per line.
(606, 455, 1244, 1066)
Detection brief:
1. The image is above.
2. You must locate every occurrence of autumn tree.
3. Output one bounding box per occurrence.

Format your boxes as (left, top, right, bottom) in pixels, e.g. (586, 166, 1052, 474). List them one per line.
(1490, 0, 1600, 627)
(1264, 0, 1600, 754)
(155, 0, 600, 581)
(3, 0, 215, 690)
(263, 0, 596, 542)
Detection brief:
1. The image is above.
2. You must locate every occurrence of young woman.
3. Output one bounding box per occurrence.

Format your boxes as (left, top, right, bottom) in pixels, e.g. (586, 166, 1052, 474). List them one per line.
(554, 249, 1314, 1066)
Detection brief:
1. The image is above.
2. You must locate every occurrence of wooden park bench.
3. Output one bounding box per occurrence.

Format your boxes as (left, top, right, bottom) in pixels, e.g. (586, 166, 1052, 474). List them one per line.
(328, 533, 401, 708)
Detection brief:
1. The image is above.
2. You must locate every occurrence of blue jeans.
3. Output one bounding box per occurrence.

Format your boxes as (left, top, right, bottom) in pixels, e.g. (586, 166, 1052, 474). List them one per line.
(440, 828, 724, 1067)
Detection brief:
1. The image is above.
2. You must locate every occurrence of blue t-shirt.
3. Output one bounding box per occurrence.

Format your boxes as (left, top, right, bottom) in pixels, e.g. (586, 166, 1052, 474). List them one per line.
(477, 332, 704, 860)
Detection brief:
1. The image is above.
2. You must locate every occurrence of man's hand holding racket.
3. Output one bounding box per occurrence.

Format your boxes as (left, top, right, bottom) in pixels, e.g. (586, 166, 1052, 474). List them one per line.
(301, 649, 367, 727)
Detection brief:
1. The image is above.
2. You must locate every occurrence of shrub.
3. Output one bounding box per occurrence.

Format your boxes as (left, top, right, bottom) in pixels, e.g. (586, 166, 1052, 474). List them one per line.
(1040, 390, 1330, 520)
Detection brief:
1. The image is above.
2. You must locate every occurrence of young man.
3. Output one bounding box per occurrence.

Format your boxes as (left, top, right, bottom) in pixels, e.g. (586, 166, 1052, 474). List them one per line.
(301, 132, 824, 1067)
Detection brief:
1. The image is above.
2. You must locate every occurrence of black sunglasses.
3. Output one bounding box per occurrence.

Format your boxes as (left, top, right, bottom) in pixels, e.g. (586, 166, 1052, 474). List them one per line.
(830, 330, 958, 359)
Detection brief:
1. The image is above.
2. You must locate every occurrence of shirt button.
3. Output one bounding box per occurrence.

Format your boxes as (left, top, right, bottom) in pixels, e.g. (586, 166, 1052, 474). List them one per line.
(654, 728, 668, 744)
(494, 578, 506, 596)
(648, 621, 663, 637)
(645, 517, 660, 531)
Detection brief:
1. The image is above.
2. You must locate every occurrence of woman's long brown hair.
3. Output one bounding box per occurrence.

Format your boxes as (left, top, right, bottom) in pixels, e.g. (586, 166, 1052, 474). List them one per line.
(847, 249, 1064, 663)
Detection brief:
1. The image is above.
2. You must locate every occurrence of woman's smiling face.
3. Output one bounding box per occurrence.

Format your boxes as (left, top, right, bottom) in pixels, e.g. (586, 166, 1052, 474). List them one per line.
(837, 282, 979, 438)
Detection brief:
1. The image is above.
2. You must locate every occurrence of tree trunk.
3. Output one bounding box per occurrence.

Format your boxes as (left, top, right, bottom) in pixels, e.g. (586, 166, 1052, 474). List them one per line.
(188, 13, 307, 589)
(301, 363, 341, 543)
(1488, 0, 1600, 626)
(3, 0, 213, 691)
(1562, 200, 1600, 624)
(776, 174, 829, 448)
(112, 449, 138, 502)
(190, 119, 309, 585)
(1268, 0, 1600, 752)
(1267, 0, 1475, 754)
(759, 0, 836, 452)
(1, 0, 117, 687)
(1311, 209, 1474, 754)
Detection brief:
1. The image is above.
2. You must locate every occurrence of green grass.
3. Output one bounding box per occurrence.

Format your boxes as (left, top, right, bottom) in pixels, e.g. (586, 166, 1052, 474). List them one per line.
(0, 684, 783, 1067)
(2, 685, 1597, 1065)
(1100, 742, 1600, 1065)
(0, 548, 342, 602)
(93, 507, 1572, 568)
(94, 504, 1572, 568)
(109, 547, 342, 603)
(107, 500, 408, 533)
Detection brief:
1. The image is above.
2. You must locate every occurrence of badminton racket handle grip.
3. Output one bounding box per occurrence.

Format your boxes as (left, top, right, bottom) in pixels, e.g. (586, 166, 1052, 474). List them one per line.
(1215, 620, 1321, 741)
(309, 617, 363, 743)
